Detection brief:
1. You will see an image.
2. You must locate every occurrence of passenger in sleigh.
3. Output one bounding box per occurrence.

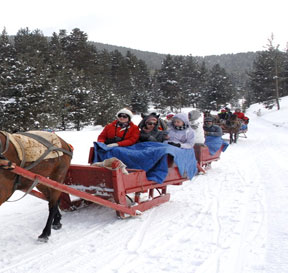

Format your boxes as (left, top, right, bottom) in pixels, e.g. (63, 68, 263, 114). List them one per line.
(203, 117, 223, 137)
(138, 113, 169, 143)
(164, 113, 195, 149)
(233, 108, 249, 131)
(188, 109, 205, 145)
(97, 108, 140, 147)
(203, 116, 228, 155)
(95, 111, 198, 184)
(217, 107, 233, 124)
(163, 112, 175, 128)
(94, 112, 197, 183)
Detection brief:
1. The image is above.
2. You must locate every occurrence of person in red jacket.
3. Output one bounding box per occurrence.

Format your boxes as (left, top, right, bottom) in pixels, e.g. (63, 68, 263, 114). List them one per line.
(97, 108, 140, 147)
(233, 108, 249, 124)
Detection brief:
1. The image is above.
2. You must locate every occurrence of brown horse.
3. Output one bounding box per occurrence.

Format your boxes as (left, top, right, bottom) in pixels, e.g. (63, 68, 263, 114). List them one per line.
(221, 114, 242, 144)
(0, 131, 72, 242)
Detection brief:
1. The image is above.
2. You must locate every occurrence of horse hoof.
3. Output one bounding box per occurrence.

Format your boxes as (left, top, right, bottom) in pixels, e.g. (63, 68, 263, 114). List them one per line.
(52, 223, 62, 230)
(38, 235, 49, 243)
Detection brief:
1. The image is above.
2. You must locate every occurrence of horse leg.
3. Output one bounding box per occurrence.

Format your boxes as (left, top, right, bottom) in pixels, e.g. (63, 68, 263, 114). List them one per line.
(52, 204, 62, 230)
(229, 133, 233, 144)
(38, 202, 59, 242)
(235, 132, 239, 143)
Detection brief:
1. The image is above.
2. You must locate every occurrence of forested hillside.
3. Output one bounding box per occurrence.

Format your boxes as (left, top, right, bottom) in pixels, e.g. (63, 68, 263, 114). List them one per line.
(90, 41, 166, 71)
(1, 27, 287, 131)
(90, 41, 258, 96)
(91, 41, 257, 79)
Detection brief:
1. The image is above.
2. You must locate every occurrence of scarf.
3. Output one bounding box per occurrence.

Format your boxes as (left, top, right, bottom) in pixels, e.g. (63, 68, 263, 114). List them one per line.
(173, 124, 188, 130)
(117, 121, 129, 128)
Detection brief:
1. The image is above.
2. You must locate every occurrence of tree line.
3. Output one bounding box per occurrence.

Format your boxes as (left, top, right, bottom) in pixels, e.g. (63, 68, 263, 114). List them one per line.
(247, 36, 288, 110)
(0, 28, 287, 131)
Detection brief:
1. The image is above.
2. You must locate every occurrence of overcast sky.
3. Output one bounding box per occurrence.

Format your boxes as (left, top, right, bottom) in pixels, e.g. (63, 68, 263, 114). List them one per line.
(1, 0, 287, 56)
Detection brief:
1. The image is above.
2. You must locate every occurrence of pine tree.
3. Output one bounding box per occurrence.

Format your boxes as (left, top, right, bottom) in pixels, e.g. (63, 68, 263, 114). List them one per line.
(126, 51, 150, 113)
(179, 56, 201, 108)
(1, 28, 48, 131)
(48, 28, 98, 130)
(248, 36, 286, 110)
(0, 28, 18, 130)
(196, 62, 210, 111)
(14, 28, 49, 70)
(282, 51, 288, 98)
(0, 28, 16, 98)
(203, 64, 235, 111)
(61, 28, 96, 73)
(248, 48, 285, 109)
(154, 54, 179, 112)
(110, 50, 131, 107)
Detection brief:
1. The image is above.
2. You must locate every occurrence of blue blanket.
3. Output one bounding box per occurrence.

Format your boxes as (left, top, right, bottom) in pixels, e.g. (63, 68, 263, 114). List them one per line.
(240, 124, 248, 131)
(204, 136, 229, 155)
(93, 142, 198, 184)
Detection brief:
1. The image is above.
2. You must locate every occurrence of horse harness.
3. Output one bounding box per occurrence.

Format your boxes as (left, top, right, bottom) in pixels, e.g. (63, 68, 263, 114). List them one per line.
(0, 131, 73, 192)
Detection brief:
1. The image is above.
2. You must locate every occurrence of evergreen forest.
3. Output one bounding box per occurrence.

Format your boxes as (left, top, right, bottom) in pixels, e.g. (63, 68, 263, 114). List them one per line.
(1, 27, 287, 131)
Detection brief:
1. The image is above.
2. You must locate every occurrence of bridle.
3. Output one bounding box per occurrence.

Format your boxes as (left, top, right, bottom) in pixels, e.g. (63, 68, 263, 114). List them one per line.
(0, 132, 13, 167)
(0, 132, 10, 155)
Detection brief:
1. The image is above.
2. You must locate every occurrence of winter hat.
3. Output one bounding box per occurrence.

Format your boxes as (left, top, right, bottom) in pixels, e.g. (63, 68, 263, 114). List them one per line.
(166, 112, 175, 119)
(172, 113, 189, 130)
(116, 108, 133, 120)
(204, 117, 213, 122)
(188, 110, 201, 121)
(145, 116, 158, 124)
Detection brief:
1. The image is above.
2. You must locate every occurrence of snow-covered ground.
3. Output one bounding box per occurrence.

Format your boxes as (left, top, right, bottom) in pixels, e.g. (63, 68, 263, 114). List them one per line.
(1, 98, 288, 273)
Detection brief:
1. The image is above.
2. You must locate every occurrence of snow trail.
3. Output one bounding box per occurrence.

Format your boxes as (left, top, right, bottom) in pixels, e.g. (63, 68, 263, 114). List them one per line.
(1, 101, 288, 273)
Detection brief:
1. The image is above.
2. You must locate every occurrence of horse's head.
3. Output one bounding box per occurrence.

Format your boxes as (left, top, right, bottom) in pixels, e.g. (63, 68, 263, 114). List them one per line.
(0, 132, 20, 204)
(226, 114, 242, 130)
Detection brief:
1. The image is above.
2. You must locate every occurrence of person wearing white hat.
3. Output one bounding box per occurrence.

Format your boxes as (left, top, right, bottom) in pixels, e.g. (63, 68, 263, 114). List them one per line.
(97, 108, 140, 147)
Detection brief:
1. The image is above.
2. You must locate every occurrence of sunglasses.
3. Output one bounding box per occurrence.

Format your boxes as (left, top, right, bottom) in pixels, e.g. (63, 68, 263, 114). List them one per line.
(118, 114, 129, 118)
(146, 122, 157, 126)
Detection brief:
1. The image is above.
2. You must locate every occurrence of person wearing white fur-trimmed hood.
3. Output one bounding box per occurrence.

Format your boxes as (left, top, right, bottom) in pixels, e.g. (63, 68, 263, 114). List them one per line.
(164, 113, 195, 149)
(97, 108, 140, 147)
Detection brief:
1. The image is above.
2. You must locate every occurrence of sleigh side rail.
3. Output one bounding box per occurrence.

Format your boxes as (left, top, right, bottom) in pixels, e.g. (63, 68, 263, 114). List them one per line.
(62, 147, 188, 217)
(10, 165, 140, 217)
(194, 144, 224, 169)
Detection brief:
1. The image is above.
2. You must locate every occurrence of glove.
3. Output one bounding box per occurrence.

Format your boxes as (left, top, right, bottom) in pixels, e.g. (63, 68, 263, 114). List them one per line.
(168, 142, 181, 148)
(107, 143, 119, 147)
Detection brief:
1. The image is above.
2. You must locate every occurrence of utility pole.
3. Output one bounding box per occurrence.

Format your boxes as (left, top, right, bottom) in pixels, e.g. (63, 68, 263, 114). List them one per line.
(274, 52, 280, 110)
(267, 34, 281, 110)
